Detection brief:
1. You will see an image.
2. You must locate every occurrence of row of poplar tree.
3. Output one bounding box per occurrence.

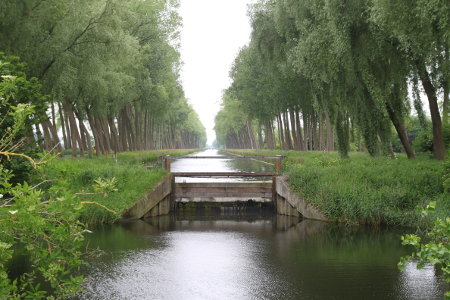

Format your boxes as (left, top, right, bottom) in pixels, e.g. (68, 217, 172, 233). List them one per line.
(0, 0, 206, 157)
(214, 0, 449, 160)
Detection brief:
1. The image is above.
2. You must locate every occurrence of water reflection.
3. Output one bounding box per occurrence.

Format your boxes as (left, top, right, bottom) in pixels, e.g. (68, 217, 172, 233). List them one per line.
(170, 149, 273, 182)
(80, 218, 292, 299)
(399, 262, 444, 299)
(79, 216, 448, 299)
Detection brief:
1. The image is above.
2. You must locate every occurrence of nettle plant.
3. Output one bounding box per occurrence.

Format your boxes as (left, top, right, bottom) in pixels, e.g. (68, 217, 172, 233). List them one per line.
(0, 61, 88, 299)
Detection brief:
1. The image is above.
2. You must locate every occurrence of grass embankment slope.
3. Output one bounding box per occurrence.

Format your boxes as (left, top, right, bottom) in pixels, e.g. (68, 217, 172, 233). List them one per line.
(36, 149, 198, 224)
(226, 149, 449, 227)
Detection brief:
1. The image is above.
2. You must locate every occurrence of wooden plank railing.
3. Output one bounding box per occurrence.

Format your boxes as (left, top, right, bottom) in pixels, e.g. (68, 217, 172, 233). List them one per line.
(165, 155, 285, 159)
(175, 181, 273, 199)
(171, 172, 275, 178)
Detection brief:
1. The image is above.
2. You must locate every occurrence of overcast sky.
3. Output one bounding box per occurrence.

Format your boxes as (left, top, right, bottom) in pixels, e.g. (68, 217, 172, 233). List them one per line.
(179, 0, 254, 145)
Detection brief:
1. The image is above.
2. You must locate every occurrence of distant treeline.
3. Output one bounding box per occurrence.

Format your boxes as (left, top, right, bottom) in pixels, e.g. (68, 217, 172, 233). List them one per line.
(214, 0, 449, 160)
(0, 0, 206, 157)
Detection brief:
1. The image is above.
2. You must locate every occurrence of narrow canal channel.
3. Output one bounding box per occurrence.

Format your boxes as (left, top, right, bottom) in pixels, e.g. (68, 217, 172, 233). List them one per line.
(79, 150, 448, 299)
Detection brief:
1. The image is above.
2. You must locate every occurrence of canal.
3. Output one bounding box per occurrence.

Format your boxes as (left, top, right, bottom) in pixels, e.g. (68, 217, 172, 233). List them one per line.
(79, 150, 448, 299)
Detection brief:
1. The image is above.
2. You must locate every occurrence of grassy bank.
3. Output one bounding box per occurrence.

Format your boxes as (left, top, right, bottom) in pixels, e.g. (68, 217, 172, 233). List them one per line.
(226, 149, 449, 227)
(35, 149, 198, 224)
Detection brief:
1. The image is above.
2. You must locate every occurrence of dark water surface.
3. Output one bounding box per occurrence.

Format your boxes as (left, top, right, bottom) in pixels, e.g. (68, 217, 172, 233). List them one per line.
(78, 150, 447, 299)
(79, 216, 447, 299)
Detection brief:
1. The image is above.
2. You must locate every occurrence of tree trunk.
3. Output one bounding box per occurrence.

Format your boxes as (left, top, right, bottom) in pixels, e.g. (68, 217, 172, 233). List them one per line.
(64, 108, 72, 149)
(325, 112, 334, 151)
(282, 111, 293, 149)
(257, 123, 263, 149)
(295, 110, 304, 150)
(87, 110, 102, 156)
(34, 124, 44, 149)
(277, 114, 285, 149)
(443, 77, 449, 125)
(264, 121, 274, 149)
(65, 103, 84, 157)
(311, 113, 318, 150)
(78, 118, 93, 158)
(108, 116, 120, 153)
(58, 102, 68, 150)
(415, 59, 445, 160)
(385, 102, 415, 159)
(41, 122, 52, 151)
(289, 109, 299, 150)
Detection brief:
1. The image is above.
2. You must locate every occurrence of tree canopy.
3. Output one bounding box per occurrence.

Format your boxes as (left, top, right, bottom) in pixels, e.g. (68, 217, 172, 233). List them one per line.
(0, 0, 206, 161)
(215, 0, 449, 159)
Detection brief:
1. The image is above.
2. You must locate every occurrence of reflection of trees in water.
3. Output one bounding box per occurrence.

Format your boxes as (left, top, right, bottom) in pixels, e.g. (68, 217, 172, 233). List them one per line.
(218, 149, 275, 173)
(85, 215, 447, 299)
(270, 222, 447, 299)
(225, 158, 274, 173)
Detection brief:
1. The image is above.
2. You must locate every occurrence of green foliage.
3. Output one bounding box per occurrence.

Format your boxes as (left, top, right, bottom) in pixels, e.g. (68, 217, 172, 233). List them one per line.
(93, 177, 118, 195)
(0, 166, 87, 299)
(413, 129, 434, 153)
(0, 1, 206, 154)
(444, 157, 450, 193)
(398, 202, 450, 298)
(227, 149, 447, 227)
(413, 122, 450, 154)
(216, 0, 448, 158)
(36, 149, 195, 224)
(0, 78, 87, 298)
(0, 53, 47, 183)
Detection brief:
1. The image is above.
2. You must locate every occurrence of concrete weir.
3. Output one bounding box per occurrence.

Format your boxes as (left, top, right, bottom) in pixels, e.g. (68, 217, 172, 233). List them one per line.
(122, 173, 327, 221)
(275, 176, 327, 221)
(121, 175, 174, 220)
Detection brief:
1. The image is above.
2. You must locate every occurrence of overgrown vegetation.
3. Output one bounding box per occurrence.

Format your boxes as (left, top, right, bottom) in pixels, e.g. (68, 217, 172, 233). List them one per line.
(226, 149, 449, 227)
(35, 149, 196, 224)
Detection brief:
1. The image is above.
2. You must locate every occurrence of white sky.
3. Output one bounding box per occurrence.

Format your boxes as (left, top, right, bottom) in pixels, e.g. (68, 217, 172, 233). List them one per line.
(179, 0, 254, 146)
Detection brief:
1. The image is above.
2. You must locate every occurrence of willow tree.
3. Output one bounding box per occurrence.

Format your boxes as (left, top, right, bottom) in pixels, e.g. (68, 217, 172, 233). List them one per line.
(270, 0, 418, 158)
(370, 0, 449, 160)
(0, 0, 206, 155)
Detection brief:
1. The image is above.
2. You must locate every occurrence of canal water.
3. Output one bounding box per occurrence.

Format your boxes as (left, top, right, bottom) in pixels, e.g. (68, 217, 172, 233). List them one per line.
(79, 150, 448, 299)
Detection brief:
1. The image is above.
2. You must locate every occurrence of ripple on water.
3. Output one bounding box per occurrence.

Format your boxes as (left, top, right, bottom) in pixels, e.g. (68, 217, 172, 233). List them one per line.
(79, 231, 293, 300)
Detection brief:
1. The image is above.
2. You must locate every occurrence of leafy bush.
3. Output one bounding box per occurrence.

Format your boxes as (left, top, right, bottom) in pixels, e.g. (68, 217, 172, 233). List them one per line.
(0, 53, 48, 183)
(0, 167, 87, 299)
(413, 123, 450, 154)
(0, 67, 87, 298)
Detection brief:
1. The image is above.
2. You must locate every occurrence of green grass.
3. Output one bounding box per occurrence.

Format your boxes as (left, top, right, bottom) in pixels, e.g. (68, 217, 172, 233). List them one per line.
(116, 148, 201, 165)
(35, 149, 198, 224)
(226, 149, 449, 227)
